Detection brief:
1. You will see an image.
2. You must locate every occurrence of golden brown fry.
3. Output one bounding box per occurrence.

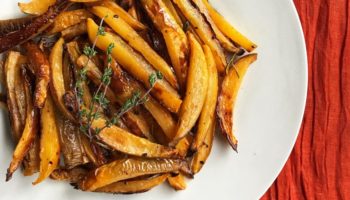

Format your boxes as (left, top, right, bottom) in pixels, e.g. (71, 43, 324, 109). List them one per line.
(91, 6, 179, 89)
(167, 174, 187, 190)
(217, 54, 257, 151)
(92, 0, 147, 31)
(18, 0, 56, 15)
(6, 73, 39, 181)
(162, 0, 183, 27)
(80, 135, 101, 166)
(173, 33, 208, 141)
(93, 117, 178, 158)
(191, 120, 215, 174)
(191, 0, 239, 52)
(96, 174, 169, 194)
(76, 55, 154, 141)
(127, 0, 139, 20)
(62, 52, 73, 91)
(49, 9, 92, 34)
(79, 157, 190, 191)
(56, 112, 89, 169)
(87, 19, 182, 113)
(141, 0, 189, 89)
(167, 135, 192, 190)
(138, 108, 169, 145)
(25, 42, 51, 109)
(176, 135, 193, 157)
(4, 51, 27, 141)
(50, 167, 88, 183)
(49, 37, 75, 121)
(61, 22, 87, 40)
(33, 95, 60, 185)
(4, 52, 41, 176)
(143, 98, 176, 140)
(172, 0, 227, 73)
(191, 45, 218, 152)
(22, 137, 40, 176)
(203, 0, 257, 52)
(108, 59, 177, 140)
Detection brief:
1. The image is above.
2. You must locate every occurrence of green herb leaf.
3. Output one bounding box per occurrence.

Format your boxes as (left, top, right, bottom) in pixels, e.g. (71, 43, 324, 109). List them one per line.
(83, 46, 97, 57)
(149, 73, 157, 87)
(149, 71, 163, 87)
(107, 43, 115, 55)
(101, 67, 113, 85)
(156, 71, 163, 80)
(97, 26, 106, 36)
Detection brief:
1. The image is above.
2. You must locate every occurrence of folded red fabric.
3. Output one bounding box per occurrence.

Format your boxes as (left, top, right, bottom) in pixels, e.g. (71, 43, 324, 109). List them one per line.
(262, 0, 350, 199)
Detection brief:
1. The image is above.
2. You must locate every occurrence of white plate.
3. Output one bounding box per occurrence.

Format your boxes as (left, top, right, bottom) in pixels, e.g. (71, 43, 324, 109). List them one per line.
(0, 0, 307, 199)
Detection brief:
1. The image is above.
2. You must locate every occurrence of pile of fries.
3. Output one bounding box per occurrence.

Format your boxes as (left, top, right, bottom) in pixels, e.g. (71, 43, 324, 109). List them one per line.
(0, 0, 257, 194)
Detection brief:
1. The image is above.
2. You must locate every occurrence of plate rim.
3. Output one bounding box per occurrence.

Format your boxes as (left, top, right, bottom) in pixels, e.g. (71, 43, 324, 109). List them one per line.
(256, 0, 308, 198)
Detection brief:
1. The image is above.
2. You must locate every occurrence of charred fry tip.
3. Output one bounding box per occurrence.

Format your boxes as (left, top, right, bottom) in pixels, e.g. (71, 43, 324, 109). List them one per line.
(70, 183, 79, 189)
(5, 170, 13, 182)
(227, 138, 238, 153)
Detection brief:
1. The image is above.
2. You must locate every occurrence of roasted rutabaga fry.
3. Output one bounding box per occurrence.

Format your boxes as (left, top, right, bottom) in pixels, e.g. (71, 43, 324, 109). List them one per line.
(86, 18, 182, 113)
(92, 0, 147, 31)
(4, 52, 40, 176)
(127, 0, 139, 20)
(61, 22, 87, 40)
(25, 42, 51, 108)
(49, 37, 75, 121)
(191, 45, 218, 152)
(191, 0, 239, 53)
(49, 9, 92, 34)
(92, 117, 178, 158)
(33, 95, 60, 185)
(6, 72, 39, 181)
(168, 173, 186, 190)
(108, 59, 177, 140)
(18, 0, 56, 15)
(162, 0, 183, 27)
(4, 51, 27, 141)
(175, 135, 192, 157)
(172, 0, 227, 73)
(80, 135, 102, 167)
(191, 119, 215, 174)
(22, 137, 40, 176)
(90, 6, 178, 89)
(57, 113, 89, 169)
(141, 0, 190, 90)
(217, 54, 257, 151)
(167, 135, 192, 190)
(50, 167, 88, 183)
(78, 157, 190, 191)
(0, 16, 35, 37)
(173, 33, 208, 141)
(0, 1, 69, 53)
(96, 174, 169, 194)
(203, 0, 257, 52)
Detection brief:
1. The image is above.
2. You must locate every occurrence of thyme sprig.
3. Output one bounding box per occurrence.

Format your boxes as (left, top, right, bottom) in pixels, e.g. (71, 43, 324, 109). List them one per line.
(100, 71, 163, 133)
(74, 16, 162, 143)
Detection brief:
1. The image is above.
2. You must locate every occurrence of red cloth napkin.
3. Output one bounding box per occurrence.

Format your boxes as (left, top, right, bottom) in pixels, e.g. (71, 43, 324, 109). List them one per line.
(262, 0, 350, 199)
